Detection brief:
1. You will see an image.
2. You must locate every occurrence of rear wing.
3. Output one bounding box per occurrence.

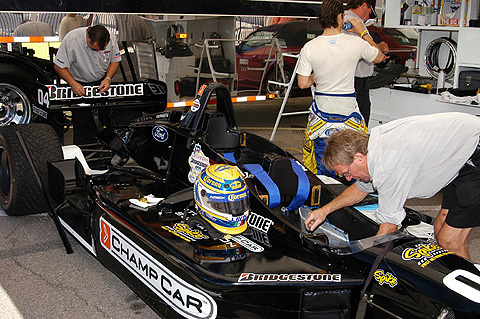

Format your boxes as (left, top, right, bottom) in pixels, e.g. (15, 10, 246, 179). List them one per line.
(33, 80, 167, 119)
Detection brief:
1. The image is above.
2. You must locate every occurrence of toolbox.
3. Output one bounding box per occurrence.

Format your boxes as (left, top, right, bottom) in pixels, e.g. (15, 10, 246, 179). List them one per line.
(459, 70, 480, 90)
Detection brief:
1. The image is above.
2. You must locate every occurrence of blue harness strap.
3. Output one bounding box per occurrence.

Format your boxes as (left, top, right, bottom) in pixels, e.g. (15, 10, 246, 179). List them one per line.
(315, 92, 356, 97)
(286, 159, 310, 211)
(223, 152, 236, 163)
(243, 164, 281, 209)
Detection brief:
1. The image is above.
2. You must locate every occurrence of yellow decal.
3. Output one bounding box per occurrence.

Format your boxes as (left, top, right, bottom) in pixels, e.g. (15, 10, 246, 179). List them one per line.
(161, 223, 209, 242)
(402, 243, 452, 268)
(174, 223, 209, 240)
(374, 269, 398, 288)
(307, 119, 326, 136)
(202, 175, 223, 189)
(230, 180, 243, 190)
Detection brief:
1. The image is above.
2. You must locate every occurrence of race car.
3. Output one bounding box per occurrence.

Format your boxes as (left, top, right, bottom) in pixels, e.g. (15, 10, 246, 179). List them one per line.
(0, 82, 479, 318)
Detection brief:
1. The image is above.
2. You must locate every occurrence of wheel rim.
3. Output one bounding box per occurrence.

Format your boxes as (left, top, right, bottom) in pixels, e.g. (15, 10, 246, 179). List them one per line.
(266, 70, 292, 96)
(0, 83, 32, 125)
(0, 147, 11, 198)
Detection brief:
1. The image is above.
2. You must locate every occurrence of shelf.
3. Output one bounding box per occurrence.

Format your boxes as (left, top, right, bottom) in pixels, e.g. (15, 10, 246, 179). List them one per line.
(383, 0, 476, 29)
(391, 25, 460, 31)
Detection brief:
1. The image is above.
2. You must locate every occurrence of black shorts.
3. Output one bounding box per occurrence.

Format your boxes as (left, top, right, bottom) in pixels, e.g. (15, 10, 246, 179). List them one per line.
(442, 164, 480, 228)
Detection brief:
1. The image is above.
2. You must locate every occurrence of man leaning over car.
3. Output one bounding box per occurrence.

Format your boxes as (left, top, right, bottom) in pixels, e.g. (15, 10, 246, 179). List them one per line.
(304, 112, 480, 260)
(54, 25, 122, 145)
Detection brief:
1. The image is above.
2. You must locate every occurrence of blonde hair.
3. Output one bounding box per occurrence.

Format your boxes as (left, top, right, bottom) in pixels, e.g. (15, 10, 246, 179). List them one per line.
(323, 130, 369, 170)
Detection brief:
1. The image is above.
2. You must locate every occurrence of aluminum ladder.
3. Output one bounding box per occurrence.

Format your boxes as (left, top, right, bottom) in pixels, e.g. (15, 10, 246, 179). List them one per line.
(269, 53, 311, 141)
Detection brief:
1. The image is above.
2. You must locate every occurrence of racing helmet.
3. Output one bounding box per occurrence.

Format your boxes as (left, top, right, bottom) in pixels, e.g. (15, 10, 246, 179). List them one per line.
(194, 164, 249, 235)
(194, 242, 247, 277)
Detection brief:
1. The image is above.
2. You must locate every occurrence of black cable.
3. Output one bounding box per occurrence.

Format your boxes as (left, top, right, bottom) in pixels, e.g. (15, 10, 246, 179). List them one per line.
(424, 37, 457, 80)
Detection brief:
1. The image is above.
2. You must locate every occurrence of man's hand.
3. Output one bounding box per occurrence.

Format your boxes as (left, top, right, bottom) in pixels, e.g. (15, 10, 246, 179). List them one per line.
(98, 78, 111, 93)
(304, 184, 369, 232)
(71, 81, 85, 96)
(304, 208, 328, 232)
(348, 18, 365, 36)
(378, 41, 389, 54)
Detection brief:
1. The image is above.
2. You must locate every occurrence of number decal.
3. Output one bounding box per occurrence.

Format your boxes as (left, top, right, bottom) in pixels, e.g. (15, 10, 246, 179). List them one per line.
(443, 265, 480, 303)
(37, 88, 50, 109)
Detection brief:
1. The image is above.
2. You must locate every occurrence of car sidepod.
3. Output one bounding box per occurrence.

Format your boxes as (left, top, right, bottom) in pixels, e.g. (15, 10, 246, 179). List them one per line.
(363, 238, 480, 318)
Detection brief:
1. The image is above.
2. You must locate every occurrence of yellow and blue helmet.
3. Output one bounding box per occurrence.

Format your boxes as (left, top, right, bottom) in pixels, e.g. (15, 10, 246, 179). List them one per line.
(194, 164, 249, 235)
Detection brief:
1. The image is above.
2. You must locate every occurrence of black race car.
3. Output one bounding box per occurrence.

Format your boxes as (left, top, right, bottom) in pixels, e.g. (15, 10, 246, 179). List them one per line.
(1, 83, 479, 318)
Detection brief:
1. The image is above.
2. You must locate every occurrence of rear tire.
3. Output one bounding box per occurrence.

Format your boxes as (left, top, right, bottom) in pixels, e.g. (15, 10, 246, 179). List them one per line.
(0, 124, 63, 216)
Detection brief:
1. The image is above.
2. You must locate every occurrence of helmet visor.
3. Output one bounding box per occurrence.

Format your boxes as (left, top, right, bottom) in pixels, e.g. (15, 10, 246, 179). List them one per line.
(202, 190, 249, 218)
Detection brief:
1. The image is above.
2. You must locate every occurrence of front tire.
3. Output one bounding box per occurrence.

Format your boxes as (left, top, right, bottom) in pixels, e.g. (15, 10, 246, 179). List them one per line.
(0, 124, 63, 216)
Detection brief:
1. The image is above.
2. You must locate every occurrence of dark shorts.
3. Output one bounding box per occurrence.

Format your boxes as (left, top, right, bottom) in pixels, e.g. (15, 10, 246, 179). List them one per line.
(442, 164, 480, 228)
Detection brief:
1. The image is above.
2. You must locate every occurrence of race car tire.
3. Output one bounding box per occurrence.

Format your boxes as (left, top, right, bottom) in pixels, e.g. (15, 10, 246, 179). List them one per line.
(265, 65, 294, 97)
(0, 123, 63, 216)
(0, 63, 36, 125)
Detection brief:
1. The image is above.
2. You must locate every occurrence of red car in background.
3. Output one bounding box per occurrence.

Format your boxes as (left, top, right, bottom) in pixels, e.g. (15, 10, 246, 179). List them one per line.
(367, 26, 417, 65)
(236, 20, 323, 96)
(236, 21, 417, 96)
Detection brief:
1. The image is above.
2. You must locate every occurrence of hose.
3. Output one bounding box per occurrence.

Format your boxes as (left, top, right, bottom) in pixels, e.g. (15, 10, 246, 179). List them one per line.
(423, 37, 457, 80)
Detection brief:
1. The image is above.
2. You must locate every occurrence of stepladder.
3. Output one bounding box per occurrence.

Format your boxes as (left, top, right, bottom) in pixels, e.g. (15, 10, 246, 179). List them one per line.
(269, 53, 312, 141)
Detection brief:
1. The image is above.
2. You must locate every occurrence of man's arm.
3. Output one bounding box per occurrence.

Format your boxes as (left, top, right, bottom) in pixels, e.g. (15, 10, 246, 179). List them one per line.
(98, 61, 120, 93)
(361, 34, 387, 63)
(54, 64, 86, 96)
(349, 18, 386, 63)
(304, 184, 368, 231)
(377, 223, 399, 235)
(297, 73, 314, 89)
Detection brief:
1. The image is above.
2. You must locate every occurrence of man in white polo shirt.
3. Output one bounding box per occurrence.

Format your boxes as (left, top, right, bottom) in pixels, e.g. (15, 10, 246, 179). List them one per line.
(54, 25, 122, 144)
(344, 0, 389, 126)
(304, 112, 480, 259)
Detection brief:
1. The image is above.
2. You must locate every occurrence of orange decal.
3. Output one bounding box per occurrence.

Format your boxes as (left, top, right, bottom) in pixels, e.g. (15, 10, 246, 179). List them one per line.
(100, 220, 111, 250)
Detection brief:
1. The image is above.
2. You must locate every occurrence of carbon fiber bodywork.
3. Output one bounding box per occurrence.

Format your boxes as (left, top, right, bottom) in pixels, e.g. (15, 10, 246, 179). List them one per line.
(41, 83, 480, 318)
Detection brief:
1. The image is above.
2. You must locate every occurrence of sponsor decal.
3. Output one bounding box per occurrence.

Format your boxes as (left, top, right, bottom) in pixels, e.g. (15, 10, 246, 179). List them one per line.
(249, 227, 271, 247)
(238, 273, 341, 283)
(191, 99, 201, 112)
(201, 175, 223, 190)
(99, 218, 217, 319)
(325, 128, 340, 136)
(231, 234, 264, 253)
(48, 83, 144, 100)
(138, 115, 154, 122)
(156, 112, 170, 119)
(229, 180, 243, 190)
(152, 125, 169, 142)
(197, 84, 207, 97)
(188, 144, 210, 183)
(328, 38, 338, 45)
(32, 105, 48, 119)
(402, 243, 452, 268)
(248, 212, 273, 233)
(374, 269, 398, 288)
(227, 192, 247, 201)
(161, 223, 209, 242)
(147, 83, 167, 95)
